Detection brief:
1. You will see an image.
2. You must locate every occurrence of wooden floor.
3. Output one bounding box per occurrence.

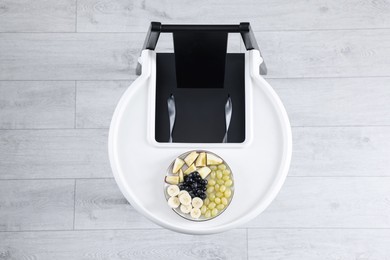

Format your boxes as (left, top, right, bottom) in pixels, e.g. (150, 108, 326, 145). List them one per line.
(1, 0, 390, 259)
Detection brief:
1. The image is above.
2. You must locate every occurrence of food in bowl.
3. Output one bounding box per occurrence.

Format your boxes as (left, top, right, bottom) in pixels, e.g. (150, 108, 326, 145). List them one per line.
(164, 150, 234, 221)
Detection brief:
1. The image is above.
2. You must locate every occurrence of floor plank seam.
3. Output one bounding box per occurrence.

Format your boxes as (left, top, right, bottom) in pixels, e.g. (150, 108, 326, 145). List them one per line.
(1, 125, 390, 131)
(74, 81, 77, 129)
(73, 179, 76, 230)
(2, 176, 390, 182)
(246, 228, 249, 260)
(75, 0, 77, 33)
(2, 27, 390, 34)
(1, 227, 390, 234)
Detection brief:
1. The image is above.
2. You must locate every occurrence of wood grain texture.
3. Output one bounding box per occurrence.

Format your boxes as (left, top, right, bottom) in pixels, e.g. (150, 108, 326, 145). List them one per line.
(0, 81, 75, 129)
(291, 127, 390, 177)
(248, 229, 390, 260)
(247, 177, 390, 228)
(0, 229, 247, 259)
(76, 0, 390, 32)
(76, 80, 132, 128)
(1, 29, 390, 80)
(256, 29, 390, 78)
(75, 179, 159, 229)
(75, 78, 390, 128)
(270, 77, 390, 126)
(73, 177, 390, 230)
(0, 0, 76, 32)
(0, 33, 143, 80)
(0, 180, 74, 231)
(0, 129, 111, 179)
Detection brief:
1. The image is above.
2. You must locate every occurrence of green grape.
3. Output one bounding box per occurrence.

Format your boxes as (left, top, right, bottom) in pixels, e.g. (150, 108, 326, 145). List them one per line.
(217, 179, 224, 185)
(223, 169, 231, 175)
(210, 165, 217, 170)
(221, 197, 228, 205)
(224, 180, 233, 187)
(205, 210, 211, 218)
(209, 193, 216, 201)
(216, 171, 223, 179)
(208, 179, 216, 186)
(224, 189, 232, 198)
(207, 186, 214, 193)
(214, 197, 221, 204)
(216, 192, 223, 198)
(204, 198, 210, 206)
(214, 184, 220, 192)
(222, 175, 230, 181)
(219, 185, 226, 192)
(211, 208, 219, 217)
(210, 171, 216, 179)
(200, 205, 207, 214)
(208, 202, 216, 209)
(217, 204, 225, 210)
(218, 164, 227, 170)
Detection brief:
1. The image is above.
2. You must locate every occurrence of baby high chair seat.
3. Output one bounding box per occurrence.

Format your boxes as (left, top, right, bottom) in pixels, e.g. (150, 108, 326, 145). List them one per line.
(109, 22, 292, 234)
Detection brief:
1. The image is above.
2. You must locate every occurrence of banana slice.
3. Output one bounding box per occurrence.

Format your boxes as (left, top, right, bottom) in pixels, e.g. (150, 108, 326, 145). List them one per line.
(167, 185, 180, 197)
(179, 169, 184, 183)
(206, 153, 223, 165)
(191, 197, 203, 209)
(180, 204, 192, 214)
(178, 190, 189, 197)
(190, 207, 201, 219)
(179, 193, 192, 206)
(172, 158, 185, 174)
(167, 196, 180, 208)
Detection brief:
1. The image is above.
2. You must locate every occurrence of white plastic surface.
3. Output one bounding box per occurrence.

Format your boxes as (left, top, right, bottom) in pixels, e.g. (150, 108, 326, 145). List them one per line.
(108, 49, 292, 234)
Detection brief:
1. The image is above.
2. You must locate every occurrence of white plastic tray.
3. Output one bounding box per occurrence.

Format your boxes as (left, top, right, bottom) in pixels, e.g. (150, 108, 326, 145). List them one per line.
(108, 49, 292, 234)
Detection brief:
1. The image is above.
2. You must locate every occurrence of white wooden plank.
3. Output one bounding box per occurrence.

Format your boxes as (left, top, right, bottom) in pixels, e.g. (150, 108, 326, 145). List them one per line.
(74, 177, 390, 230)
(0, 229, 247, 259)
(248, 229, 390, 260)
(1, 30, 389, 80)
(257, 29, 390, 78)
(0, 81, 75, 129)
(0, 33, 145, 80)
(0, 180, 74, 231)
(0, 0, 76, 32)
(247, 177, 390, 228)
(0, 129, 111, 179)
(76, 80, 131, 128)
(270, 77, 390, 126)
(291, 127, 390, 177)
(76, 78, 390, 128)
(76, 0, 390, 32)
(75, 179, 158, 229)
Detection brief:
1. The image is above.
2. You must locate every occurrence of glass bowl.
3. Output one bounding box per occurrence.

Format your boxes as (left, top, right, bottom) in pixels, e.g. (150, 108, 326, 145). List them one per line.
(164, 150, 235, 221)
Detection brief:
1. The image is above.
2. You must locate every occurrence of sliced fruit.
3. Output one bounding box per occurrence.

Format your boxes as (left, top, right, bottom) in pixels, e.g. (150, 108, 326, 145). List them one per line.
(195, 152, 206, 167)
(178, 190, 189, 197)
(206, 153, 223, 165)
(190, 208, 201, 219)
(172, 158, 185, 174)
(198, 166, 211, 179)
(183, 163, 197, 175)
(179, 193, 192, 206)
(167, 185, 180, 197)
(178, 169, 184, 183)
(165, 176, 179, 185)
(192, 197, 203, 209)
(180, 204, 192, 214)
(184, 151, 199, 166)
(167, 196, 180, 208)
